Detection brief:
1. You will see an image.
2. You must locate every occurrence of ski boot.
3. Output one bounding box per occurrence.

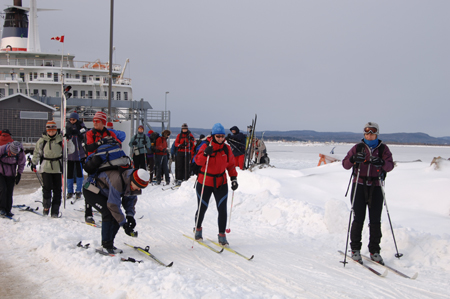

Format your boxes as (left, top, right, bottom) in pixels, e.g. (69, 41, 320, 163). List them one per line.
(370, 253, 384, 265)
(75, 192, 82, 199)
(0, 210, 6, 216)
(218, 233, 229, 247)
(6, 211, 14, 217)
(85, 216, 95, 224)
(194, 227, 203, 240)
(102, 241, 123, 254)
(67, 193, 73, 199)
(43, 208, 50, 216)
(351, 250, 363, 264)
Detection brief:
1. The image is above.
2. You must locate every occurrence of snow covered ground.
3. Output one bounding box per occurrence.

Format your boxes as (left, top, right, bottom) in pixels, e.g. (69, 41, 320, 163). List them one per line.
(1, 141, 450, 299)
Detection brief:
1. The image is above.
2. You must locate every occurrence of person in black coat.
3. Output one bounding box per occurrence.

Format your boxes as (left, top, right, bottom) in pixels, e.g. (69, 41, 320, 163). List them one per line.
(226, 126, 246, 169)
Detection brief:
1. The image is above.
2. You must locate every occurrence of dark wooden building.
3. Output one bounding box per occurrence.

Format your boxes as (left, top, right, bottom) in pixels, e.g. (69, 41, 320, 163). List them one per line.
(0, 93, 56, 144)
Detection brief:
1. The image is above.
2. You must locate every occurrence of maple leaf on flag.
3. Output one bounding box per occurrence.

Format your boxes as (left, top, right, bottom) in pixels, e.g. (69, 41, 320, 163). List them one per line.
(51, 35, 65, 43)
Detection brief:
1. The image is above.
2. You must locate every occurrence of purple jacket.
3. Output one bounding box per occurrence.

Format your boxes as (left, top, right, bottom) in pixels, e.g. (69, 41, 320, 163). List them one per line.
(342, 140, 394, 186)
(0, 143, 26, 177)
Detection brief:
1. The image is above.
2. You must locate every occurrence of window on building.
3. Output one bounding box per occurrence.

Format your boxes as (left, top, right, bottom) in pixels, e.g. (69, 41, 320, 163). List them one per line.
(82, 75, 87, 83)
(40, 73, 44, 78)
(124, 92, 128, 101)
(42, 90, 47, 96)
(33, 89, 39, 96)
(116, 92, 121, 101)
(20, 73, 25, 82)
(88, 91, 93, 99)
(34, 72, 37, 79)
(75, 74, 80, 79)
(29, 73, 33, 81)
(8, 89, 13, 95)
(96, 91, 100, 99)
(56, 91, 60, 97)
(54, 73, 58, 82)
(0, 88, 5, 97)
(73, 90, 78, 97)
(47, 72, 52, 78)
(104, 91, 107, 98)
(80, 91, 85, 98)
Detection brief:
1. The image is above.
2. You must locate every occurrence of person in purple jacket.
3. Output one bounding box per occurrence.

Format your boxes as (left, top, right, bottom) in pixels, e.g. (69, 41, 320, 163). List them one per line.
(0, 141, 26, 217)
(342, 122, 394, 266)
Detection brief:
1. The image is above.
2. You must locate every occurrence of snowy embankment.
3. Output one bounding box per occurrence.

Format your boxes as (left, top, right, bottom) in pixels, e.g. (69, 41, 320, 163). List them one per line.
(1, 142, 450, 299)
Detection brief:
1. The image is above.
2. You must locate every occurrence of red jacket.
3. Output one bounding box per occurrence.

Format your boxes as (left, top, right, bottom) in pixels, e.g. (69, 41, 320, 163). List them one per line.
(175, 132, 195, 154)
(85, 128, 121, 156)
(195, 137, 237, 188)
(0, 134, 14, 146)
(155, 136, 168, 156)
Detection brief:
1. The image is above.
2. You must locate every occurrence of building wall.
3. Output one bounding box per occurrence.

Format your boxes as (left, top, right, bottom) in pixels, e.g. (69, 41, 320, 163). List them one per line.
(0, 108, 51, 142)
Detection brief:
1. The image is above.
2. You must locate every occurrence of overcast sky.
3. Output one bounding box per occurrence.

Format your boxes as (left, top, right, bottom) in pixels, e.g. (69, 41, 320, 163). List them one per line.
(26, 0, 450, 136)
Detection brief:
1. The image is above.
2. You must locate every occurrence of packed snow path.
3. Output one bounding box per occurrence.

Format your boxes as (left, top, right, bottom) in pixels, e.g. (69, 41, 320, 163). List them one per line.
(1, 142, 450, 298)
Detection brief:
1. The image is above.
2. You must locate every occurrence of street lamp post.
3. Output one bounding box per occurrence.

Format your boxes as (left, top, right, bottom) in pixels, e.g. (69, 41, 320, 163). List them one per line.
(165, 91, 169, 113)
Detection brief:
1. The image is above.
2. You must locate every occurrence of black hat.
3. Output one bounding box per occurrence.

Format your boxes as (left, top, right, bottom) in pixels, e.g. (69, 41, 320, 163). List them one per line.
(2, 129, 11, 135)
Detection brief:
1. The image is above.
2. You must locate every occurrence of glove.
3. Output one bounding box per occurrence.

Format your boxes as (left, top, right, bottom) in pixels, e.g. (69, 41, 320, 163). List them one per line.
(350, 152, 366, 164)
(143, 140, 147, 145)
(126, 216, 136, 229)
(132, 141, 138, 145)
(31, 163, 37, 172)
(230, 176, 238, 191)
(203, 146, 213, 157)
(15, 173, 21, 185)
(182, 141, 187, 147)
(123, 222, 135, 236)
(370, 156, 385, 167)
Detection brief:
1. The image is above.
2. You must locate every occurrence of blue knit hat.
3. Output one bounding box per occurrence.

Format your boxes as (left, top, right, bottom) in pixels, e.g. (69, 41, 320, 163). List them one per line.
(211, 123, 225, 135)
(69, 112, 79, 121)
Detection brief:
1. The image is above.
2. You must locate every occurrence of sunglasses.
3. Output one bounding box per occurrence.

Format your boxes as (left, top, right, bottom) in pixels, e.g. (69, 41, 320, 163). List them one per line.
(215, 135, 225, 138)
(46, 126, 57, 130)
(364, 127, 378, 134)
(93, 119, 102, 124)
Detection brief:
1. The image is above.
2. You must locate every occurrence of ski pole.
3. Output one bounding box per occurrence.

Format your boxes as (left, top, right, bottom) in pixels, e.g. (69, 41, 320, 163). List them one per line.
(225, 190, 235, 233)
(193, 142, 212, 248)
(379, 177, 403, 259)
(341, 164, 361, 267)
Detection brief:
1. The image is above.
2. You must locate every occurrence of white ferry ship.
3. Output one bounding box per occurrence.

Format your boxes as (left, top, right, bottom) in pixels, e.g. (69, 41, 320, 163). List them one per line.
(0, 0, 168, 153)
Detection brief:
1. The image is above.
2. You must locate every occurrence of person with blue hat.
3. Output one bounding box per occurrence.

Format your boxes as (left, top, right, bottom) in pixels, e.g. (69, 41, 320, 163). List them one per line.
(193, 123, 238, 246)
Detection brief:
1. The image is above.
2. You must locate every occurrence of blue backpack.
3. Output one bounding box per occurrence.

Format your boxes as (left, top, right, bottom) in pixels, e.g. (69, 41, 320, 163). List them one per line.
(83, 139, 131, 175)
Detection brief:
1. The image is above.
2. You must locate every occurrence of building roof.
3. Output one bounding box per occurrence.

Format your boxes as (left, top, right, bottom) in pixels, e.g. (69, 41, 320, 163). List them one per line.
(0, 93, 56, 111)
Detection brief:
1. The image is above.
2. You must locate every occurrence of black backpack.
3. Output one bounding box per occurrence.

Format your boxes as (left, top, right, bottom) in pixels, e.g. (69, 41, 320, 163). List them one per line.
(150, 132, 160, 153)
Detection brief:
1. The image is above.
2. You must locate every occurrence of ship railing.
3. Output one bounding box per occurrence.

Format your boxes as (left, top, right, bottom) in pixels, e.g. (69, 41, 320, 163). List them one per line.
(0, 58, 121, 72)
(0, 72, 131, 85)
(146, 111, 170, 122)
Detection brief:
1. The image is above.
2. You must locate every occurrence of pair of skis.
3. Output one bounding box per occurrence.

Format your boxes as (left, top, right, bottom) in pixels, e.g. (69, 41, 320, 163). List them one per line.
(339, 250, 418, 279)
(243, 114, 257, 170)
(77, 242, 143, 263)
(183, 234, 254, 261)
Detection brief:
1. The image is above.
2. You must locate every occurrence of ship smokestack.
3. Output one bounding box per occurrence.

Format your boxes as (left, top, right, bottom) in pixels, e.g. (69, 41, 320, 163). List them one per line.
(14, 0, 22, 7)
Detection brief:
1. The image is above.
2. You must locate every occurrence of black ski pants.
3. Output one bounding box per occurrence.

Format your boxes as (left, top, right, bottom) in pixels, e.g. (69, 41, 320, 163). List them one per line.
(147, 156, 155, 181)
(195, 182, 228, 234)
(83, 188, 120, 244)
(155, 155, 170, 183)
(41, 173, 62, 215)
(350, 183, 384, 254)
(176, 152, 191, 181)
(133, 153, 147, 170)
(0, 174, 15, 213)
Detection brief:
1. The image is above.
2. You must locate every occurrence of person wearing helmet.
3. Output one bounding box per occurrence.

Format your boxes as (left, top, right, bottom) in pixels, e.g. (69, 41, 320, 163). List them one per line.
(342, 122, 394, 266)
(83, 168, 150, 254)
(193, 123, 238, 246)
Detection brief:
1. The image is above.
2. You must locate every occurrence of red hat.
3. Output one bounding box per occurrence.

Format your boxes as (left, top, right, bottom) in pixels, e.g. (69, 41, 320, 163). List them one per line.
(148, 130, 154, 135)
(93, 111, 107, 125)
(106, 122, 114, 129)
(131, 169, 150, 188)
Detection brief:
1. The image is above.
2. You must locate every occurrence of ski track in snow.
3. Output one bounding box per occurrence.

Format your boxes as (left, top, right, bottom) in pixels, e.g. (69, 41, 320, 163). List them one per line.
(1, 142, 450, 298)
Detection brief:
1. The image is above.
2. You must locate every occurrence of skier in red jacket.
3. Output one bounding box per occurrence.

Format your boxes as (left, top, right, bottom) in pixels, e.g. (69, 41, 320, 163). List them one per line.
(193, 123, 238, 246)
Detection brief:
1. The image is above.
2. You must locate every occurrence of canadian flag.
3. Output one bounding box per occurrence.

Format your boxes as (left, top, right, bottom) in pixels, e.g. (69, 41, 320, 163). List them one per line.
(51, 35, 65, 43)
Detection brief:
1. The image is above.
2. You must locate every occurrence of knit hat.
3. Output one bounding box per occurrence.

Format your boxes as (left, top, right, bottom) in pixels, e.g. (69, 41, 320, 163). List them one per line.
(2, 129, 11, 136)
(138, 125, 144, 131)
(93, 111, 107, 125)
(211, 123, 225, 135)
(46, 120, 57, 130)
(131, 169, 150, 189)
(199, 134, 205, 140)
(363, 122, 379, 135)
(181, 123, 188, 129)
(148, 130, 154, 135)
(8, 141, 21, 154)
(162, 129, 171, 137)
(106, 122, 114, 129)
(69, 112, 79, 121)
